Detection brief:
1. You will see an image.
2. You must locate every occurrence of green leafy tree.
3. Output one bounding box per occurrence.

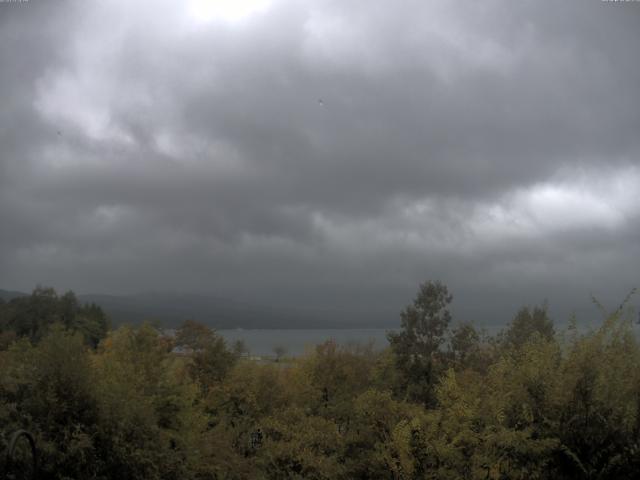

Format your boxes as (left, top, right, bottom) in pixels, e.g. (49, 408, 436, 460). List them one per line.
(448, 322, 481, 370)
(0, 286, 109, 348)
(175, 319, 237, 389)
(175, 319, 213, 350)
(93, 323, 207, 480)
(273, 345, 287, 362)
(388, 280, 453, 406)
(503, 304, 554, 349)
(0, 326, 100, 479)
(300, 340, 376, 418)
(74, 302, 109, 348)
(257, 407, 346, 480)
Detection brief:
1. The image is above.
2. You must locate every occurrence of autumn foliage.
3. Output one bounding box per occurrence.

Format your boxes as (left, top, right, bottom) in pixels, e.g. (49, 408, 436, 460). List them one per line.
(1, 283, 640, 479)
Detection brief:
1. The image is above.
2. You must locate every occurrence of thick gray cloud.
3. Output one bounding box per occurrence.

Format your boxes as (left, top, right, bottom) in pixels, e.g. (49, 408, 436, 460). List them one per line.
(1, 0, 639, 326)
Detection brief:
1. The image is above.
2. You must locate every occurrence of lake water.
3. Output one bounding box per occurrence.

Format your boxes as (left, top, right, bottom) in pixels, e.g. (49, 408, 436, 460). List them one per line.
(216, 322, 622, 357)
(217, 328, 394, 356)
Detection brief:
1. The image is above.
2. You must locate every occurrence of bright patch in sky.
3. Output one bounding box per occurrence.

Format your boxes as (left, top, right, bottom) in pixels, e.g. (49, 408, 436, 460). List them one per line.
(188, 0, 271, 23)
(470, 167, 640, 245)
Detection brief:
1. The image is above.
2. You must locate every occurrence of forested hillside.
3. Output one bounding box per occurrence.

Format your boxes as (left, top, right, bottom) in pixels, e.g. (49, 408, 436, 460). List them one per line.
(0, 289, 379, 329)
(1, 283, 640, 479)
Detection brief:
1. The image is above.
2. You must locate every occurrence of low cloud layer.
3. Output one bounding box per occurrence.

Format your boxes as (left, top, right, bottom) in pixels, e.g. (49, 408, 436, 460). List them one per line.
(1, 0, 639, 325)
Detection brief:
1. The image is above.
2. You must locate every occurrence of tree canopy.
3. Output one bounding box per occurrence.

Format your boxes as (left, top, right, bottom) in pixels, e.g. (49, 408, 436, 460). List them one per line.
(2, 283, 640, 479)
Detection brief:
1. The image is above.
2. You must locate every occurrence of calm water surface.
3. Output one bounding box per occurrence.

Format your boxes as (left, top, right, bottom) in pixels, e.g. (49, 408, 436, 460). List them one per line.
(217, 328, 393, 356)
(216, 323, 612, 357)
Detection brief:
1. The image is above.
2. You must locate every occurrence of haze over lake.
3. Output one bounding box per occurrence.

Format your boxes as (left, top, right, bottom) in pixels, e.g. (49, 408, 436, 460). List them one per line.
(218, 328, 392, 356)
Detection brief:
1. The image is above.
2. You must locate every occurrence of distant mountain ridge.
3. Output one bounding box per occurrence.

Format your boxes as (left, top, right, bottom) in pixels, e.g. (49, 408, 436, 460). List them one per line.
(0, 288, 387, 329)
(0, 289, 28, 301)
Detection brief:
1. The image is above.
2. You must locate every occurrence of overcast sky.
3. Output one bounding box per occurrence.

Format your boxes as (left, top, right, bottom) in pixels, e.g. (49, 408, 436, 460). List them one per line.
(1, 0, 639, 326)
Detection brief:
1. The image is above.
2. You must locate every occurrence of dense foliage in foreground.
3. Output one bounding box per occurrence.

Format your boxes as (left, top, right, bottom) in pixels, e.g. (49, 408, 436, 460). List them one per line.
(1, 284, 640, 479)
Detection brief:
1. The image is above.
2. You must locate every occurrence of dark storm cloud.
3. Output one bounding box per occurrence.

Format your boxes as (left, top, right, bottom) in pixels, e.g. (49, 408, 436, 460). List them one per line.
(1, 0, 639, 324)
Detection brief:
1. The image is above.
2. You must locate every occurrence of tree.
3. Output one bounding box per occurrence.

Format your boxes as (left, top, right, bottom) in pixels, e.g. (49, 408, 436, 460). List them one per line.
(175, 319, 237, 389)
(233, 339, 249, 356)
(74, 302, 109, 348)
(298, 340, 376, 420)
(273, 345, 287, 362)
(94, 323, 207, 479)
(5, 286, 59, 341)
(174, 319, 214, 351)
(388, 280, 453, 406)
(0, 287, 109, 348)
(503, 304, 554, 349)
(448, 322, 480, 369)
(0, 326, 101, 479)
